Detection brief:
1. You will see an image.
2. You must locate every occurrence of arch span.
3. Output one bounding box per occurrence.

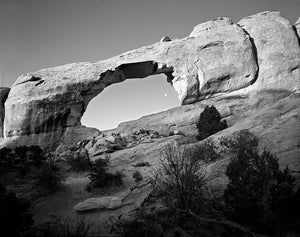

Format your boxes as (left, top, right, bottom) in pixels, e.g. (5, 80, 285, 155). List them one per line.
(4, 16, 260, 142)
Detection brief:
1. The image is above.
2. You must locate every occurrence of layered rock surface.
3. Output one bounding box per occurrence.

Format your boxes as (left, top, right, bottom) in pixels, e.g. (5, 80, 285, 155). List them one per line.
(1, 11, 300, 150)
(0, 87, 10, 138)
(238, 11, 300, 91)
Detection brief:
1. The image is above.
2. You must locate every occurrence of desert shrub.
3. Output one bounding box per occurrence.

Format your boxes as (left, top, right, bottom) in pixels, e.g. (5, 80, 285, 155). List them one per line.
(65, 150, 91, 172)
(0, 147, 12, 163)
(133, 170, 143, 182)
(191, 138, 220, 163)
(196, 105, 227, 141)
(32, 216, 93, 237)
(27, 145, 46, 166)
(13, 145, 29, 164)
(88, 156, 124, 189)
(219, 129, 257, 153)
(0, 183, 34, 236)
(33, 160, 62, 191)
(3, 145, 47, 168)
(0, 146, 50, 177)
(223, 130, 299, 234)
(120, 210, 165, 237)
(155, 142, 206, 212)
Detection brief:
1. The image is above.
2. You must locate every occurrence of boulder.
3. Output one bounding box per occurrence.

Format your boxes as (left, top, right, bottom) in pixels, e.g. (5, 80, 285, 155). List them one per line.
(61, 126, 100, 146)
(74, 148, 89, 160)
(55, 144, 72, 156)
(74, 196, 124, 212)
(58, 150, 73, 161)
(160, 36, 172, 42)
(238, 11, 300, 91)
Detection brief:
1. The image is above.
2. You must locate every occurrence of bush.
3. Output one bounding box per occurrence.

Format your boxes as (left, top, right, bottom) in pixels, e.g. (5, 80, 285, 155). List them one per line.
(65, 149, 91, 172)
(33, 160, 62, 191)
(13, 145, 46, 166)
(196, 105, 227, 141)
(0, 146, 53, 178)
(88, 156, 124, 189)
(0, 147, 12, 164)
(223, 130, 299, 234)
(192, 138, 220, 163)
(155, 142, 206, 212)
(0, 183, 34, 236)
(133, 170, 143, 182)
(33, 216, 93, 237)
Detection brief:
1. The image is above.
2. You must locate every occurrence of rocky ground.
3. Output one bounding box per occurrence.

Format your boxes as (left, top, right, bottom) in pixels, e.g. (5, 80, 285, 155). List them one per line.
(3, 88, 298, 236)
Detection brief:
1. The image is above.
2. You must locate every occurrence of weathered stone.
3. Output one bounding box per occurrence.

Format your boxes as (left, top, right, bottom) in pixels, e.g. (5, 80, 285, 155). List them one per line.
(92, 130, 101, 138)
(190, 17, 233, 37)
(74, 196, 124, 212)
(61, 126, 100, 146)
(295, 17, 300, 40)
(0, 87, 10, 138)
(55, 144, 72, 157)
(1, 11, 300, 151)
(74, 148, 89, 160)
(4, 14, 258, 142)
(58, 150, 73, 161)
(84, 139, 95, 150)
(160, 36, 172, 42)
(238, 11, 300, 91)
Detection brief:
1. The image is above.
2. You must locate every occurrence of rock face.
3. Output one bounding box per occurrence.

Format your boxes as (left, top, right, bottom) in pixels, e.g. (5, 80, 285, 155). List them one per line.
(295, 17, 300, 37)
(74, 196, 125, 212)
(238, 11, 300, 91)
(1, 11, 300, 149)
(0, 87, 10, 138)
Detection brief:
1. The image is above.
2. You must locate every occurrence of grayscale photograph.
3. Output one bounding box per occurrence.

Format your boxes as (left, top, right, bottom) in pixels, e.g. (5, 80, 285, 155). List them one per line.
(0, 0, 299, 236)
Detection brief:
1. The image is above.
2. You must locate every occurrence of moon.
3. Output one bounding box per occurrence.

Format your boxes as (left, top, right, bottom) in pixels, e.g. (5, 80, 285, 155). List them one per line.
(164, 93, 168, 97)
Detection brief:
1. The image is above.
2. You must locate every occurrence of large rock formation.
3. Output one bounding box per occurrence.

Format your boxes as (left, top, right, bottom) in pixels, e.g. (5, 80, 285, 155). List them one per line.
(0, 87, 10, 138)
(238, 11, 300, 91)
(1, 11, 300, 149)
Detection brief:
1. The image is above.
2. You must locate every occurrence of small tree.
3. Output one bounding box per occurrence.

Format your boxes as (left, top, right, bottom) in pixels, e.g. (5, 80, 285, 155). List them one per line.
(88, 156, 123, 189)
(155, 143, 206, 212)
(33, 161, 63, 191)
(132, 170, 143, 183)
(33, 216, 93, 237)
(65, 149, 91, 172)
(196, 105, 227, 141)
(192, 138, 220, 163)
(223, 130, 298, 234)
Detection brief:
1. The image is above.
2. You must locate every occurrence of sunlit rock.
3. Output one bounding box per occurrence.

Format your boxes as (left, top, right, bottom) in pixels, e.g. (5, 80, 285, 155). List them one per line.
(0, 87, 10, 138)
(2, 11, 299, 150)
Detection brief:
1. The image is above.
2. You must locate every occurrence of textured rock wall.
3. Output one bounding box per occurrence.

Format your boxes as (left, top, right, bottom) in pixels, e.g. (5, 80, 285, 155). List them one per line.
(1, 11, 300, 148)
(238, 11, 300, 91)
(0, 87, 10, 138)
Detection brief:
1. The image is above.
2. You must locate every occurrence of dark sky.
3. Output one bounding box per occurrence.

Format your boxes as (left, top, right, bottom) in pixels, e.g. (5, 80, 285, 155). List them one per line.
(1, 0, 299, 130)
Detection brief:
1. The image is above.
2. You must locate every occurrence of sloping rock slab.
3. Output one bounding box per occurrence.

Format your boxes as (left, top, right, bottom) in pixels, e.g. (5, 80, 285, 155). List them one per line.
(74, 196, 124, 212)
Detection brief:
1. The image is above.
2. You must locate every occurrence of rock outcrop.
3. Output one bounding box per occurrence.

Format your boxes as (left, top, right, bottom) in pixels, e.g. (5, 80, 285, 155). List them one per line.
(1, 11, 300, 149)
(295, 17, 300, 37)
(0, 87, 10, 138)
(238, 11, 300, 91)
(74, 196, 126, 212)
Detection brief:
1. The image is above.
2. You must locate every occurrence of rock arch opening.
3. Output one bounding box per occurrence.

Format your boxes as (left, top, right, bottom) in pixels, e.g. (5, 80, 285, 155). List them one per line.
(81, 73, 180, 131)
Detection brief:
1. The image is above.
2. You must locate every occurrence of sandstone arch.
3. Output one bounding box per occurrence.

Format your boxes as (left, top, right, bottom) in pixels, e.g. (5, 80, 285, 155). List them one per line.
(2, 11, 300, 149)
(4, 18, 258, 139)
